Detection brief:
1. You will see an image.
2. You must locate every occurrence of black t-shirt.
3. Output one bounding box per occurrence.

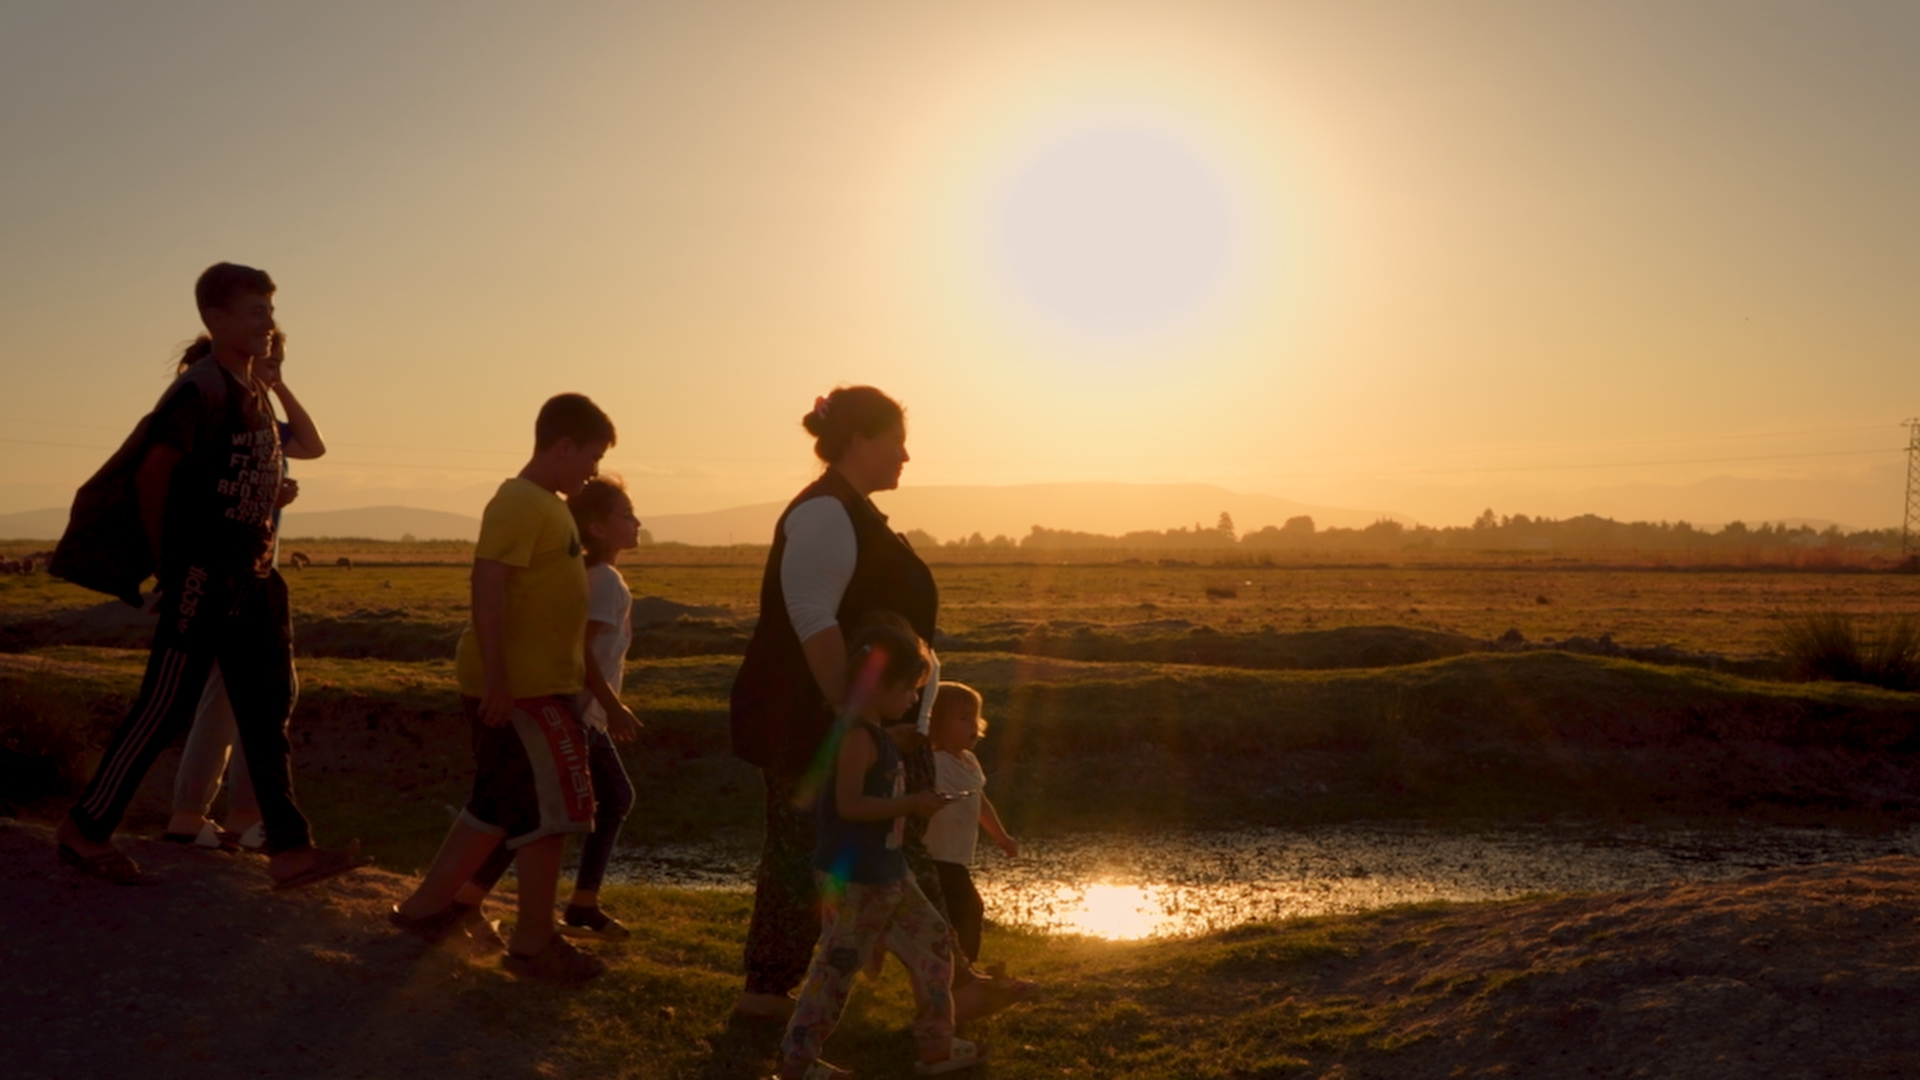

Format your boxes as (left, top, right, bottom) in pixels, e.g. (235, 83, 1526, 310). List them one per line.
(148, 363, 283, 577)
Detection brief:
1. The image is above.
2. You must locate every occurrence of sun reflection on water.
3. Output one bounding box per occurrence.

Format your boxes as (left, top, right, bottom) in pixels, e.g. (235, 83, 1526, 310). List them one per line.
(1021, 882, 1165, 940)
(610, 825, 1920, 940)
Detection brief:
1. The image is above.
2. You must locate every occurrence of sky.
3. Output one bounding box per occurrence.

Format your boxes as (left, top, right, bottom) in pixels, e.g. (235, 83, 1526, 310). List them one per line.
(3, 0, 1917, 532)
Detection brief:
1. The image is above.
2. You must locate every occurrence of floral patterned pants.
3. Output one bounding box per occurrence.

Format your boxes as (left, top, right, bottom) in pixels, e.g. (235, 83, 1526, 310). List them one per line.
(782, 874, 955, 1067)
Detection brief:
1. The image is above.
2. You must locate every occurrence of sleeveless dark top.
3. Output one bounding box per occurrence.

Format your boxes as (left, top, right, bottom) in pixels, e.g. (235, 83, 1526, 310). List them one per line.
(729, 468, 938, 771)
(813, 720, 908, 885)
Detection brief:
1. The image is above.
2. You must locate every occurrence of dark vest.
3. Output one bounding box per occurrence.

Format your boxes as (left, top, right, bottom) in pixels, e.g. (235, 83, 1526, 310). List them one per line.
(729, 469, 937, 771)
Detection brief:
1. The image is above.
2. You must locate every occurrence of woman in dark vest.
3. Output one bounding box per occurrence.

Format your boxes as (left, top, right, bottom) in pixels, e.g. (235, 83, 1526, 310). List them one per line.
(729, 386, 936, 1020)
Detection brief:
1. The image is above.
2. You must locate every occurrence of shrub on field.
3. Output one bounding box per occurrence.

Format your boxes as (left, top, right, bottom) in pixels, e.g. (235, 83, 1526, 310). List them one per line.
(1772, 612, 1920, 691)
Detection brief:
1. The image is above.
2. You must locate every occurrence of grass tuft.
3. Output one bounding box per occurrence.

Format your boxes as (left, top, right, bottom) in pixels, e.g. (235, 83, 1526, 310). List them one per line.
(1773, 612, 1920, 691)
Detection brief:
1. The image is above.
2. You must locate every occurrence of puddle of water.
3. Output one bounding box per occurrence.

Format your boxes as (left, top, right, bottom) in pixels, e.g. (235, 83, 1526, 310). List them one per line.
(607, 823, 1920, 940)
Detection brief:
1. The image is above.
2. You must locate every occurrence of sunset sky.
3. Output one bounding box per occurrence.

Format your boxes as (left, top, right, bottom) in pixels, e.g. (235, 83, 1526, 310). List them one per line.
(3, 1, 1916, 532)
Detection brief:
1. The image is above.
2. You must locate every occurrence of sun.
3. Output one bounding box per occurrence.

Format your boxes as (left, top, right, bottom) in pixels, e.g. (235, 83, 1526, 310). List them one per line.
(989, 122, 1240, 342)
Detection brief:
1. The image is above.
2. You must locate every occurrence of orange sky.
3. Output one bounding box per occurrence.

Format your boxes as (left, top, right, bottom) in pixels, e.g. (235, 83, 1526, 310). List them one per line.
(3, 2, 1916, 530)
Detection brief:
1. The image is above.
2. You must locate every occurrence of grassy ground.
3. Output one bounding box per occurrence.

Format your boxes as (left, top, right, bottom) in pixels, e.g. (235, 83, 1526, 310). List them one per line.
(7, 543, 1920, 652)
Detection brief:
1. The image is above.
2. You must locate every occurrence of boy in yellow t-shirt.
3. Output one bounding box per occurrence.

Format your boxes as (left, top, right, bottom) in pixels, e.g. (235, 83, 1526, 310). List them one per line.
(390, 393, 616, 984)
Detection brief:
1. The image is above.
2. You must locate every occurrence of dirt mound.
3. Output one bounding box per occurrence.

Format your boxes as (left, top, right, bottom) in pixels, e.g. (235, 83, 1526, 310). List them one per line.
(0, 595, 157, 653)
(1316, 855, 1920, 1078)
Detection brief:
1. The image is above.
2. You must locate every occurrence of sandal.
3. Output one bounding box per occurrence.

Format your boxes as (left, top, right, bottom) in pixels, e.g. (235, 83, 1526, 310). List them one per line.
(58, 843, 153, 886)
(560, 904, 631, 940)
(271, 842, 371, 891)
(914, 1038, 985, 1075)
(502, 935, 606, 984)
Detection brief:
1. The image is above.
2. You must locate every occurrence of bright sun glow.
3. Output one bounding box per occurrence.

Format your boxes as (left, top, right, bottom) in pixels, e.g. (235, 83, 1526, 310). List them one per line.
(991, 123, 1239, 341)
(1047, 881, 1165, 940)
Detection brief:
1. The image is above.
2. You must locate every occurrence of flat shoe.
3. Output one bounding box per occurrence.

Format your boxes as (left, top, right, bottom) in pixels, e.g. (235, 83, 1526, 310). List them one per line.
(388, 903, 467, 945)
(502, 935, 606, 984)
(271, 842, 371, 891)
(914, 1038, 985, 1075)
(559, 904, 631, 940)
(58, 843, 153, 886)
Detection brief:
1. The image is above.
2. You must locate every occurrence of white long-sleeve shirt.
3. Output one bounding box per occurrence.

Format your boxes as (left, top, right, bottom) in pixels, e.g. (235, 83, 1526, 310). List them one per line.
(779, 496, 857, 641)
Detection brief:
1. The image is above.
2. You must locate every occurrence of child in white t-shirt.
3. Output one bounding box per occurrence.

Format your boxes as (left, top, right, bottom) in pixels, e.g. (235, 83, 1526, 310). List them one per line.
(560, 475, 644, 938)
(923, 682, 1018, 967)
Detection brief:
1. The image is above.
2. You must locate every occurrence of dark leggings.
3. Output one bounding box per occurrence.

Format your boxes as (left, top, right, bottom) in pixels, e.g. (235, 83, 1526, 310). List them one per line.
(934, 860, 984, 963)
(741, 768, 819, 996)
(472, 728, 633, 894)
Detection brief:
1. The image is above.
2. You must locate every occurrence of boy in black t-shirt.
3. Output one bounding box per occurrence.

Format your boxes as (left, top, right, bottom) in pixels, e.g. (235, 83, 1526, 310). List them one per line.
(55, 263, 367, 889)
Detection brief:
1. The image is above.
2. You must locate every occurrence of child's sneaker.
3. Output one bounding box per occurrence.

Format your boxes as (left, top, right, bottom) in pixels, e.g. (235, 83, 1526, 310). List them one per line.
(560, 903, 631, 940)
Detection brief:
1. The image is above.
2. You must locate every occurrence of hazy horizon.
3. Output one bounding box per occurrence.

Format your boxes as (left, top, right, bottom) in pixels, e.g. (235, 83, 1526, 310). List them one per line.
(4, 2, 1916, 529)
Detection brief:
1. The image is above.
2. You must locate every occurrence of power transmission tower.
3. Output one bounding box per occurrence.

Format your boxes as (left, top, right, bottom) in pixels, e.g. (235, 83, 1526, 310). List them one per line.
(1906, 418, 1920, 556)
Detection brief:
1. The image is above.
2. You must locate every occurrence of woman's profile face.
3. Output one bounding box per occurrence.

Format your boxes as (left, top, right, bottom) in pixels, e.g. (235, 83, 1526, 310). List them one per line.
(840, 422, 909, 494)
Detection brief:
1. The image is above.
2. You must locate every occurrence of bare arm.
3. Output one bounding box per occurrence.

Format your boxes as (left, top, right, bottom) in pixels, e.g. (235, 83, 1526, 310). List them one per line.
(800, 625, 848, 709)
(835, 726, 946, 823)
(585, 619, 641, 742)
(980, 792, 1019, 857)
(135, 444, 182, 566)
(471, 558, 514, 725)
(273, 381, 327, 459)
(261, 334, 326, 459)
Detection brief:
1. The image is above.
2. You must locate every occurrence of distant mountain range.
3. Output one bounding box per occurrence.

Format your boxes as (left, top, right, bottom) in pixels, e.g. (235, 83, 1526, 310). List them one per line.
(0, 505, 485, 544)
(0, 483, 1385, 545)
(0, 478, 1883, 545)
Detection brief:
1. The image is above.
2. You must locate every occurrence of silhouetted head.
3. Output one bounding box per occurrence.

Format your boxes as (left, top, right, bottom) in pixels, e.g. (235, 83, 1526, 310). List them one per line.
(194, 263, 277, 361)
(535, 393, 616, 452)
(804, 386, 909, 494)
(570, 474, 639, 566)
(530, 393, 616, 497)
(195, 263, 275, 316)
(844, 611, 931, 721)
(803, 386, 904, 462)
(930, 682, 986, 752)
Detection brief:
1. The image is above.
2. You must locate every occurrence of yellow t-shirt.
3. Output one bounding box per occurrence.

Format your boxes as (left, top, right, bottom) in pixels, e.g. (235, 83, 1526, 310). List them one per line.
(455, 477, 588, 698)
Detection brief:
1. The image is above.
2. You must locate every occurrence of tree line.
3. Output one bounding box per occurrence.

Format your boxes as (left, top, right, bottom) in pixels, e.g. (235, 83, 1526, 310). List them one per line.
(900, 511, 1908, 555)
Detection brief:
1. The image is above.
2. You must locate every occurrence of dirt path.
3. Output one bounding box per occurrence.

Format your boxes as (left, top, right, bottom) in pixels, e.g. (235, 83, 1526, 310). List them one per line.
(0, 821, 557, 1080)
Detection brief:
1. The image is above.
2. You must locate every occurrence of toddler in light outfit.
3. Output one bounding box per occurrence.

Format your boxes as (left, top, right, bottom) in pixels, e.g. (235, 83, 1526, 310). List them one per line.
(922, 682, 1018, 968)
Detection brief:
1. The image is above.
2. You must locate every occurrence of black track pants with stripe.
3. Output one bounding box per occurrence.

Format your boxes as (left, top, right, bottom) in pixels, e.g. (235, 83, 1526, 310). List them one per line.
(68, 565, 312, 854)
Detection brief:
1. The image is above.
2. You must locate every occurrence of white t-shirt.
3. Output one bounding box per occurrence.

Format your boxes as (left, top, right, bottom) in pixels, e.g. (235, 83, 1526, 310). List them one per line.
(923, 748, 987, 865)
(578, 561, 633, 733)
